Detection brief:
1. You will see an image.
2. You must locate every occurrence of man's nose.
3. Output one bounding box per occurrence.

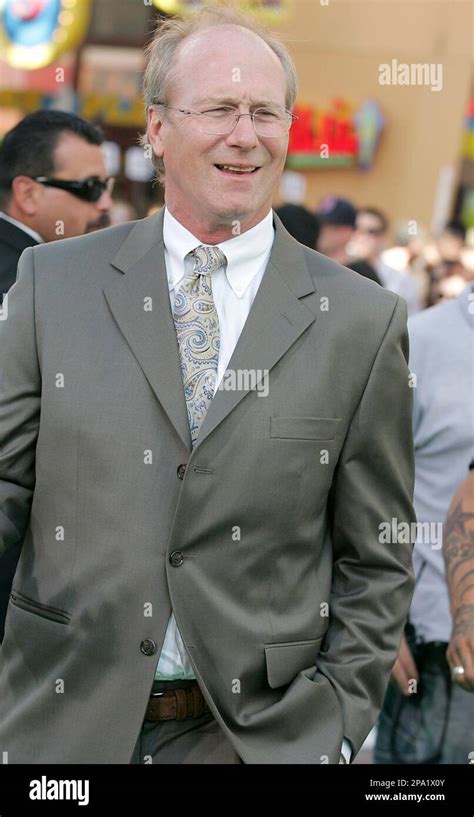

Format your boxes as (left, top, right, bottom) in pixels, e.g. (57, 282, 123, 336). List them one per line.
(96, 190, 113, 211)
(225, 113, 259, 148)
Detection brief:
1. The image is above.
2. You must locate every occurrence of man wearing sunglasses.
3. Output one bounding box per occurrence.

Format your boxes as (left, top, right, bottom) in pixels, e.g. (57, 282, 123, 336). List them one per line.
(0, 109, 113, 305)
(352, 207, 422, 315)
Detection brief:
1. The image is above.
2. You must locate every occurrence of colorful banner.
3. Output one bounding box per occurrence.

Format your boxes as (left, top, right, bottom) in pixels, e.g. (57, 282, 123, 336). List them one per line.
(152, 0, 289, 20)
(287, 98, 384, 171)
(0, 0, 92, 69)
(462, 99, 474, 160)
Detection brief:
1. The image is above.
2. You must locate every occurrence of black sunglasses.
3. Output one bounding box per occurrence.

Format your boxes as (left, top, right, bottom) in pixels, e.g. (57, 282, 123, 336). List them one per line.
(33, 175, 115, 202)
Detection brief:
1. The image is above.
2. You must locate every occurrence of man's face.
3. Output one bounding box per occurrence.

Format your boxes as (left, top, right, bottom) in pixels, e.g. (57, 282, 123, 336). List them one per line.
(437, 230, 464, 262)
(353, 213, 386, 260)
(318, 224, 354, 257)
(33, 132, 112, 241)
(147, 25, 289, 238)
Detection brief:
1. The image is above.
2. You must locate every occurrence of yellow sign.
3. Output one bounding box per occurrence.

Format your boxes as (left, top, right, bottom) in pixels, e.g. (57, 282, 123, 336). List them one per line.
(0, 89, 146, 127)
(0, 88, 44, 110)
(239, 0, 289, 20)
(152, 0, 207, 14)
(0, 0, 92, 70)
(152, 0, 289, 21)
(80, 93, 145, 127)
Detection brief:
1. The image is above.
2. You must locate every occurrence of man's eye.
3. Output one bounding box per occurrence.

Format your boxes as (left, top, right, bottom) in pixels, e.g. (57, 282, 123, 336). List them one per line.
(254, 109, 279, 119)
(203, 107, 234, 118)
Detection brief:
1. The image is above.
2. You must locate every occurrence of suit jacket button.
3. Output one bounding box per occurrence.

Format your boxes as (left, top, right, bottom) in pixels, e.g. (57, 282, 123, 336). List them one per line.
(169, 550, 184, 567)
(177, 464, 187, 480)
(140, 639, 157, 656)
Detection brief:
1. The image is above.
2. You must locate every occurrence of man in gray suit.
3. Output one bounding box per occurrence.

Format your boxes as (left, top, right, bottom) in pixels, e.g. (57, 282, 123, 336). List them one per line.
(0, 8, 416, 764)
(0, 109, 114, 643)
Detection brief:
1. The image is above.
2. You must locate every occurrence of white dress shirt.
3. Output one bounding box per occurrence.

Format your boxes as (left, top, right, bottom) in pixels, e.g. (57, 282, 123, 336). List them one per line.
(155, 206, 274, 680)
(155, 207, 352, 763)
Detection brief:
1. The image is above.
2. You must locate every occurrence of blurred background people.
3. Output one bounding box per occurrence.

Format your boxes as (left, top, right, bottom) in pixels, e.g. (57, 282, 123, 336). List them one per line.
(274, 203, 320, 249)
(425, 220, 472, 306)
(316, 195, 357, 266)
(0, 110, 113, 302)
(429, 258, 470, 305)
(437, 220, 467, 263)
(382, 220, 431, 308)
(351, 207, 422, 314)
(374, 280, 474, 764)
(346, 257, 382, 285)
(315, 195, 381, 284)
(109, 198, 139, 226)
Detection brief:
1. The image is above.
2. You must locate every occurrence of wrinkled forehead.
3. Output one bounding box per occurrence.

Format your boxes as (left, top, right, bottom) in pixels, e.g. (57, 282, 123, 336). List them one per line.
(169, 25, 287, 106)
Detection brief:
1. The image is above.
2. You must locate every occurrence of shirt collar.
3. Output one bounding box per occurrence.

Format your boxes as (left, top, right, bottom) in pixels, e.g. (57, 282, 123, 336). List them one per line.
(163, 206, 274, 298)
(0, 211, 44, 244)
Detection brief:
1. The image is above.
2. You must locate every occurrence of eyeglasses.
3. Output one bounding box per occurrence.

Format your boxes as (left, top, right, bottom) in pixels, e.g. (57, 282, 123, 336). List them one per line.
(33, 175, 115, 202)
(150, 101, 297, 138)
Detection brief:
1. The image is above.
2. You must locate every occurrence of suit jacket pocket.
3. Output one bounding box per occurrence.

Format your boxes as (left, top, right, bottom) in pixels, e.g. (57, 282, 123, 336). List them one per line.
(264, 637, 324, 689)
(9, 590, 71, 626)
(270, 417, 342, 441)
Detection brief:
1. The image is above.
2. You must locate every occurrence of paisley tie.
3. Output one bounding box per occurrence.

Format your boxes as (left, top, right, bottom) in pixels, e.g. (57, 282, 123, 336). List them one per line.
(172, 245, 227, 445)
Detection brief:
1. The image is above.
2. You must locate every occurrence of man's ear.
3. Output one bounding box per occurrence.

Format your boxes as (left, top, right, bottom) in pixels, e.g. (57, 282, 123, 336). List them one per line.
(10, 176, 41, 217)
(146, 107, 165, 160)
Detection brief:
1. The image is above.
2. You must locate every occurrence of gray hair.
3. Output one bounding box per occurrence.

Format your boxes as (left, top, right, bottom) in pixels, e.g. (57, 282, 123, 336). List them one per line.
(140, 6, 298, 184)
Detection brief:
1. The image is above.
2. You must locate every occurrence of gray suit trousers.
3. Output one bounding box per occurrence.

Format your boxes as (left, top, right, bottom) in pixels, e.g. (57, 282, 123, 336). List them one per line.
(130, 710, 243, 764)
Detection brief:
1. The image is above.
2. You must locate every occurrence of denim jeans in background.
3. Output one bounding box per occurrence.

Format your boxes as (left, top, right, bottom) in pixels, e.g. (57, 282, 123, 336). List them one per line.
(374, 657, 474, 764)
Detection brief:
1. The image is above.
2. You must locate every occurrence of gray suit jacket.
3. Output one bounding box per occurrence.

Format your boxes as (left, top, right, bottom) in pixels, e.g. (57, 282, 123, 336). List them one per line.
(0, 208, 416, 763)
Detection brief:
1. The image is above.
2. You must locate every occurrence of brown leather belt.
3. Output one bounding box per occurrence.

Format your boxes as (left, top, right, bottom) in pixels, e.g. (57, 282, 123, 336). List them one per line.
(145, 679, 212, 722)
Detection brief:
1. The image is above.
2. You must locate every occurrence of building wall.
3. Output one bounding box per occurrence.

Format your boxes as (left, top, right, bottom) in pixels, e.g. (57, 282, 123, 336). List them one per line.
(276, 0, 472, 231)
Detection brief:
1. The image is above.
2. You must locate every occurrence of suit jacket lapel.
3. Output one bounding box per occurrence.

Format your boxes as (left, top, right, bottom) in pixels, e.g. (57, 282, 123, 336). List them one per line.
(104, 209, 192, 450)
(194, 214, 317, 448)
(104, 209, 317, 452)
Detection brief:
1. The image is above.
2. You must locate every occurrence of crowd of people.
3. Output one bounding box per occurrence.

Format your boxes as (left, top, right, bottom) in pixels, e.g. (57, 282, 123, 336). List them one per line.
(276, 198, 473, 313)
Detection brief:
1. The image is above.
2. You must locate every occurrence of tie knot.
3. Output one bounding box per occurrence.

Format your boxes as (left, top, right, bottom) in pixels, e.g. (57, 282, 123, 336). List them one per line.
(187, 244, 227, 275)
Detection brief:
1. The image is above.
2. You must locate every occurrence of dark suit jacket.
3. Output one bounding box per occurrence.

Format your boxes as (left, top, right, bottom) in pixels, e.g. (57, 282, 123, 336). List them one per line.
(0, 209, 416, 763)
(0, 216, 38, 303)
(0, 216, 38, 640)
